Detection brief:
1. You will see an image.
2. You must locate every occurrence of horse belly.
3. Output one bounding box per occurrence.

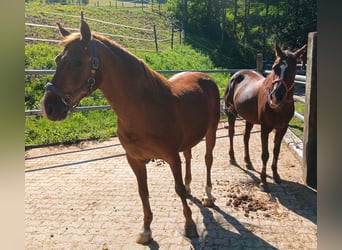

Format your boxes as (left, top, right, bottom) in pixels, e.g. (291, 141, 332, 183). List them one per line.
(177, 103, 210, 151)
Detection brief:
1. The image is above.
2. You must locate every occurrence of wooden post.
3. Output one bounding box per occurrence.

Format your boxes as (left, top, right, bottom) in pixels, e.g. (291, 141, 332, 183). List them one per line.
(153, 25, 158, 53)
(303, 32, 317, 189)
(256, 53, 263, 74)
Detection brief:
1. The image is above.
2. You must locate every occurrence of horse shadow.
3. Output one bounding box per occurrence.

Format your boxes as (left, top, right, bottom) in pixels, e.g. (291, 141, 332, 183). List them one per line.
(231, 161, 317, 225)
(186, 196, 277, 249)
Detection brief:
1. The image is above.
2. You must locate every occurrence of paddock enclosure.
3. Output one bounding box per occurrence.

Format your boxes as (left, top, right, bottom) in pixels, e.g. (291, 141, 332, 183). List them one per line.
(25, 120, 317, 249)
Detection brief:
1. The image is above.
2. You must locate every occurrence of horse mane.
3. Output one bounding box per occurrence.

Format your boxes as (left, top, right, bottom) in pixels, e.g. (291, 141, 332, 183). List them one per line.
(60, 32, 172, 92)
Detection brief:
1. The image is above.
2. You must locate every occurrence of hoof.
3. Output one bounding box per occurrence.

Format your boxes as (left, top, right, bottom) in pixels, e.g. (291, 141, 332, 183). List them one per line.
(202, 197, 216, 207)
(273, 174, 282, 184)
(230, 158, 238, 166)
(246, 163, 254, 170)
(136, 230, 152, 245)
(185, 186, 192, 197)
(185, 225, 199, 239)
(259, 183, 270, 192)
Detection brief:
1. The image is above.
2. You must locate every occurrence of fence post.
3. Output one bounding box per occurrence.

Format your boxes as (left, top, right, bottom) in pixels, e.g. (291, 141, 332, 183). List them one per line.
(153, 25, 158, 53)
(256, 53, 263, 73)
(302, 32, 317, 189)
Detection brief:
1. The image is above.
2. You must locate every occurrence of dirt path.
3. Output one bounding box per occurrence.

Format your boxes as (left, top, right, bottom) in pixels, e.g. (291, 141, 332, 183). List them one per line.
(25, 120, 317, 249)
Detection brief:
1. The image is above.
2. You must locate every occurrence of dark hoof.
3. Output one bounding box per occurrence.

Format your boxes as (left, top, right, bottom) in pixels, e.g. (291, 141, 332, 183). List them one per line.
(185, 186, 192, 197)
(246, 163, 254, 170)
(230, 158, 238, 166)
(273, 175, 282, 184)
(185, 225, 199, 239)
(259, 183, 270, 192)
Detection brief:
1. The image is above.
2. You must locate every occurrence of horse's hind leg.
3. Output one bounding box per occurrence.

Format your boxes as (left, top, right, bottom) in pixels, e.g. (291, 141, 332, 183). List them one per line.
(228, 112, 237, 165)
(202, 125, 217, 207)
(126, 154, 153, 244)
(183, 149, 192, 196)
(271, 128, 287, 183)
(244, 121, 254, 169)
(168, 153, 198, 239)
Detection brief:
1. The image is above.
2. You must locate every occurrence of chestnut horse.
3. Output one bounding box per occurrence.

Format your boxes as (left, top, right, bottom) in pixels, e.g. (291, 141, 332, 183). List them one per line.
(40, 20, 220, 244)
(224, 44, 306, 192)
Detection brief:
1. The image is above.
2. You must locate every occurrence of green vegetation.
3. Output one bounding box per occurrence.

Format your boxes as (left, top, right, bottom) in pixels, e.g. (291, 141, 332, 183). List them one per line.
(165, 0, 317, 68)
(289, 101, 305, 139)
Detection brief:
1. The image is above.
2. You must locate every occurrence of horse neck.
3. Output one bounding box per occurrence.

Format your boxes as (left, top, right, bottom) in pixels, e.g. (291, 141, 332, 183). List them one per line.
(95, 40, 171, 117)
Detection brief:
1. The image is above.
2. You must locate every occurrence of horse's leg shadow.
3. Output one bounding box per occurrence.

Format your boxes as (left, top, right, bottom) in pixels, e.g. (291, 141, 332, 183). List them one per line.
(186, 195, 277, 249)
(145, 239, 160, 249)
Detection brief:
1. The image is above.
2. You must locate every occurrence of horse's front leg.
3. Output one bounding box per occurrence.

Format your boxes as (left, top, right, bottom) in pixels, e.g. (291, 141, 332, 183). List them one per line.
(260, 126, 272, 192)
(126, 154, 153, 244)
(272, 127, 288, 183)
(168, 153, 198, 239)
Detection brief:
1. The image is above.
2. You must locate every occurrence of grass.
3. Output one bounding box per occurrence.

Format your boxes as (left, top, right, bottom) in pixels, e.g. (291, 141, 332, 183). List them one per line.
(288, 101, 305, 139)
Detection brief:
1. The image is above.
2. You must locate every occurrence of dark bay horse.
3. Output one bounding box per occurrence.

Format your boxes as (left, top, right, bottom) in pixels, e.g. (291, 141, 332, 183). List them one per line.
(224, 44, 306, 192)
(40, 20, 220, 244)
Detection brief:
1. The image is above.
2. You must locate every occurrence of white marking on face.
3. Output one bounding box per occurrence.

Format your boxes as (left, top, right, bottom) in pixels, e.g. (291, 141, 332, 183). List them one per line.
(279, 60, 288, 80)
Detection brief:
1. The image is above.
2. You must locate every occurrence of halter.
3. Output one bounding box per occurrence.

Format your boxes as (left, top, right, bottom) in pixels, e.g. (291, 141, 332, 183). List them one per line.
(268, 78, 295, 108)
(44, 39, 99, 111)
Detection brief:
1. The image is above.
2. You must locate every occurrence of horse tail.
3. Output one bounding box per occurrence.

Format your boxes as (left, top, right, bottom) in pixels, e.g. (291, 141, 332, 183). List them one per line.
(224, 73, 244, 116)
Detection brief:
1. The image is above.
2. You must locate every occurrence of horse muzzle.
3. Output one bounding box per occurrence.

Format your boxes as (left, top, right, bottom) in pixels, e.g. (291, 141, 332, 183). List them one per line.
(40, 91, 69, 121)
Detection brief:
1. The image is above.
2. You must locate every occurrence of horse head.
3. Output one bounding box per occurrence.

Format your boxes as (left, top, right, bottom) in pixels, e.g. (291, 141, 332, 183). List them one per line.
(268, 44, 307, 109)
(41, 21, 99, 121)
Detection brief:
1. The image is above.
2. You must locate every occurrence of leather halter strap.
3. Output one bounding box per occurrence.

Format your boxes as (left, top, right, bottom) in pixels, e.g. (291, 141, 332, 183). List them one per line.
(271, 78, 295, 93)
(267, 78, 295, 109)
(44, 39, 99, 111)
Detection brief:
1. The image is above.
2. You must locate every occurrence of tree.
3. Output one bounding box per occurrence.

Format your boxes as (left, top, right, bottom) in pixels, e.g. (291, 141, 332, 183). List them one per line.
(166, 0, 317, 68)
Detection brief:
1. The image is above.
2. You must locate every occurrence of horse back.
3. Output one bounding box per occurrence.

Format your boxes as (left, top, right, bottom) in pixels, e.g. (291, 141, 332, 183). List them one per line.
(225, 70, 264, 124)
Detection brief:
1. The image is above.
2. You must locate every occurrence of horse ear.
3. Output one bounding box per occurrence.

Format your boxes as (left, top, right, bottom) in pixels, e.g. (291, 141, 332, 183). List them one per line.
(275, 44, 284, 57)
(294, 44, 307, 58)
(80, 20, 91, 42)
(57, 23, 70, 37)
